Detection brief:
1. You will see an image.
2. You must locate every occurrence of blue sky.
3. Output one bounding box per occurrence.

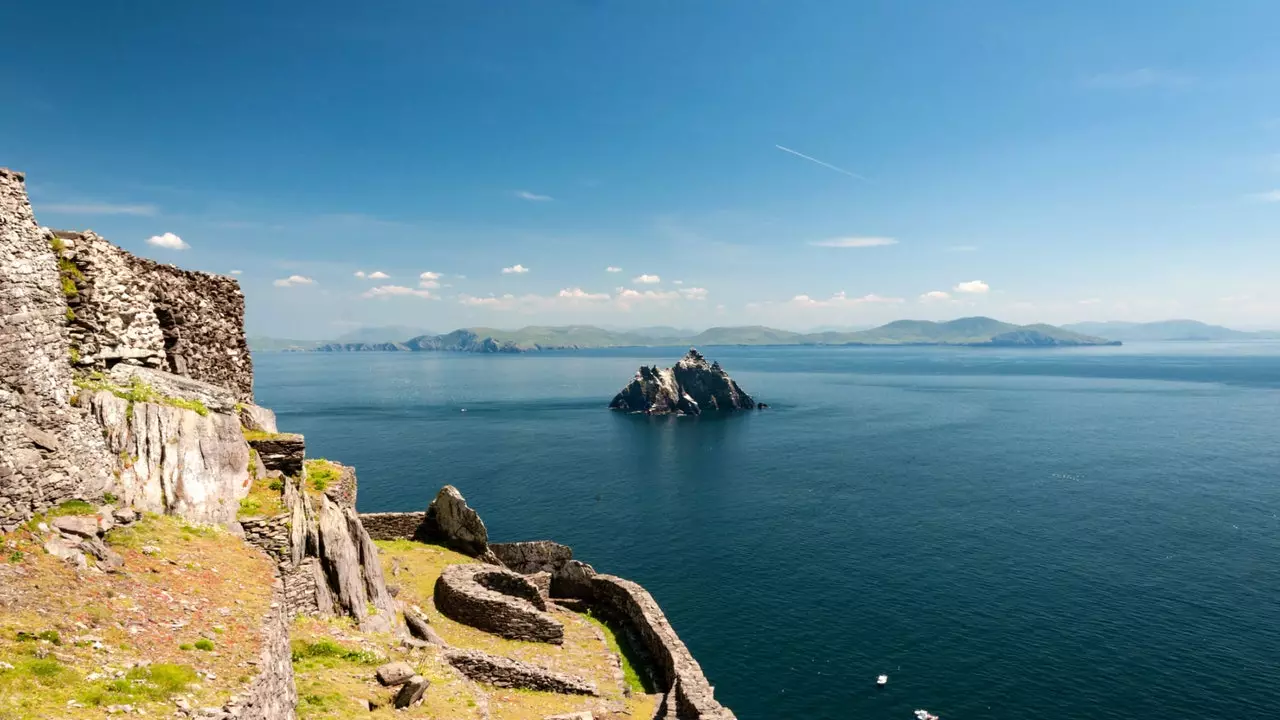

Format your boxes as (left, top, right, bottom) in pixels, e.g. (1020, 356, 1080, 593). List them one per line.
(4, 1, 1280, 337)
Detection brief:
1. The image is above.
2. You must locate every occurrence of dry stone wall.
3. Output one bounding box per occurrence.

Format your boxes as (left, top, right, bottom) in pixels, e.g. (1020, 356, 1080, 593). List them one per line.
(0, 168, 113, 530)
(434, 564, 565, 643)
(52, 229, 253, 400)
(216, 577, 297, 720)
(359, 511, 426, 540)
(589, 575, 737, 720)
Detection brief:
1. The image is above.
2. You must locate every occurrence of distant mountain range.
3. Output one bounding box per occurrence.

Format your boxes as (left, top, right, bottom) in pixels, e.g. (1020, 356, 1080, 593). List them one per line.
(279, 317, 1121, 353)
(1062, 320, 1280, 342)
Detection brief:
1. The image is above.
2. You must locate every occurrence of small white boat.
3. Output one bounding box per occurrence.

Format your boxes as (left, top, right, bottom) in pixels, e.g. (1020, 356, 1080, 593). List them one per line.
(877, 674, 888, 687)
(913, 710, 940, 720)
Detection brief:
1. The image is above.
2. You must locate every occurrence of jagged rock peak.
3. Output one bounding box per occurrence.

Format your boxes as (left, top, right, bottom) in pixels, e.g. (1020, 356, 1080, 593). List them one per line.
(609, 347, 756, 416)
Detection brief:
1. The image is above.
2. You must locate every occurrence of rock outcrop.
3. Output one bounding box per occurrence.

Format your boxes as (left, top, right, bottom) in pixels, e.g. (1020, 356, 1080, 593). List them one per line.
(609, 348, 756, 416)
(421, 485, 500, 562)
(84, 389, 250, 525)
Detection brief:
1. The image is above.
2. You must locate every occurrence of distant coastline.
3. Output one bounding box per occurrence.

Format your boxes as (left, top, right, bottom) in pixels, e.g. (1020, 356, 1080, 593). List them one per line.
(250, 317, 1127, 354)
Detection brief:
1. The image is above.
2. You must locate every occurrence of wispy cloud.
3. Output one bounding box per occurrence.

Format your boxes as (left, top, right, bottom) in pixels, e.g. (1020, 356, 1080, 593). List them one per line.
(954, 280, 990, 294)
(1247, 189, 1280, 203)
(146, 232, 189, 250)
(419, 271, 442, 289)
(557, 288, 611, 301)
(501, 264, 530, 274)
(790, 292, 903, 308)
(672, 280, 684, 285)
(605, 266, 622, 273)
(809, 237, 897, 248)
(273, 275, 315, 288)
(362, 285, 435, 299)
(632, 274, 661, 284)
(514, 190, 553, 201)
(229, 270, 243, 275)
(775, 145, 867, 180)
(919, 290, 951, 302)
(1083, 68, 1191, 90)
(43, 202, 159, 216)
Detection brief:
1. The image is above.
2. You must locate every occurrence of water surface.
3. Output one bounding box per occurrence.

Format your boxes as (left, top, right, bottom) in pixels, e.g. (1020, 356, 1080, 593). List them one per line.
(255, 343, 1280, 720)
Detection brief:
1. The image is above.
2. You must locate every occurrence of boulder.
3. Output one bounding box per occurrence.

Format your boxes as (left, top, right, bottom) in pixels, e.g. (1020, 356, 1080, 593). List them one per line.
(237, 404, 278, 434)
(420, 486, 497, 560)
(393, 676, 429, 708)
(551, 560, 598, 600)
(609, 348, 755, 416)
(490, 540, 573, 574)
(43, 536, 87, 568)
(405, 609, 447, 647)
(51, 515, 100, 538)
(247, 434, 305, 477)
(375, 661, 415, 687)
(79, 537, 125, 572)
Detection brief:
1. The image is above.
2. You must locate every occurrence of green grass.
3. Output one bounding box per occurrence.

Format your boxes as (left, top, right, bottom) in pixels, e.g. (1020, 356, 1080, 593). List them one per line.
(74, 663, 197, 706)
(49, 236, 66, 253)
(60, 274, 79, 298)
(48, 500, 97, 517)
(290, 638, 382, 666)
(193, 638, 214, 651)
(583, 611, 651, 694)
(243, 429, 287, 442)
(304, 459, 340, 494)
(238, 477, 287, 519)
(73, 375, 209, 417)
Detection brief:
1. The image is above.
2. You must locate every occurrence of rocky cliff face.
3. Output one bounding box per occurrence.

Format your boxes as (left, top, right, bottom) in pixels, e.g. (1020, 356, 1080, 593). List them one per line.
(0, 168, 113, 530)
(609, 348, 756, 416)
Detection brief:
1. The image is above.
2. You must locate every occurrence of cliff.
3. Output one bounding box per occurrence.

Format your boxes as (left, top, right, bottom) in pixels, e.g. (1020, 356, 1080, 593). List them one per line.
(610, 349, 757, 416)
(1, 167, 738, 720)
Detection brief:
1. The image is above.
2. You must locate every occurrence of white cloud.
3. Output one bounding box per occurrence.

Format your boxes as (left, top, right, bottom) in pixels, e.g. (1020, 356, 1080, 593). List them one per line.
(790, 291, 904, 308)
(229, 270, 243, 275)
(633, 274, 661, 284)
(1083, 68, 1191, 90)
(460, 293, 516, 307)
(809, 237, 898, 248)
(679, 287, 709, 300)
(146, 232, 189, 250)
(514, 190, 553, 201)
(354, 271, 365, 278)
(1248, 190, 1280, 203)
(557, 288, 611, 300)
(414, 271, 443, 289)
(502, 264, 530, 274)
(672, 279, 684, 285)
(420, 271, 443, 281)
(354, 270, 390, 279)
(605, 266, 622, 273)
(273, 275, 315, 288)
(919, 290, 951, 302)
(362, 285, 435, 299)
(44, 202, 158, 216)
(954, 280, 990, 294)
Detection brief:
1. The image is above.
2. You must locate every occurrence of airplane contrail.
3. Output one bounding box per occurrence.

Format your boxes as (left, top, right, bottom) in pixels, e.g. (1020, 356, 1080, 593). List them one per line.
(775, 144, 867, 180)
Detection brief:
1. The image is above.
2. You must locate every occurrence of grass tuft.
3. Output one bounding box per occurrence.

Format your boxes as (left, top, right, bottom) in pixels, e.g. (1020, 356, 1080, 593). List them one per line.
(193, 638, 214, 651)
(304, 459, 340, 495)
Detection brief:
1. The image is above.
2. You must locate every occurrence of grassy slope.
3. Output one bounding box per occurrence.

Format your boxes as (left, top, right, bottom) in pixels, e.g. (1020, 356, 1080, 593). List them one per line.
(0, 512, 274, 719)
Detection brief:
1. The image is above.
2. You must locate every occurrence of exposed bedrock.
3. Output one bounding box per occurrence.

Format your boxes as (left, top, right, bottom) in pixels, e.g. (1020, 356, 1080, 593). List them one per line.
(434, 563, 564, 644)
(248, 433, 305, 477)
(421, 484, 501, 562)
(609, 348, 755, 416)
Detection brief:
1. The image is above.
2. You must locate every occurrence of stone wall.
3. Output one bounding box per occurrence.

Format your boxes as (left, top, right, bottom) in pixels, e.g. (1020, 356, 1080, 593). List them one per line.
(444, 649, 597, 696)
(52, 229, 253, 401)
(360, 511, 426, 540)
(0, 168, 113, 530)
(434, 564, 564, 644)
(241, 513, 292, 564)
(217, 577, 297, 720)
(590, 575, 737, 720)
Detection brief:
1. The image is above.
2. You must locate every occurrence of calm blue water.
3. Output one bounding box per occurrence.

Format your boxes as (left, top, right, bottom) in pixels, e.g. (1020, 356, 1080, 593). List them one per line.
(254, 343, 1280, 720)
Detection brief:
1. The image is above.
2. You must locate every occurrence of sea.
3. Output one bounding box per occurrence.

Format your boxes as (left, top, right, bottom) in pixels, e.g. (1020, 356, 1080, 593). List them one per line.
(254, 342, 1280, 720)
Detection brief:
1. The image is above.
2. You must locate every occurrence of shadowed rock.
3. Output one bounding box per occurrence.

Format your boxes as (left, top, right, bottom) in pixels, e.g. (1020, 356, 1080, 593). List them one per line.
(421, 485, 499, 562)
(609, 348, 756, 416)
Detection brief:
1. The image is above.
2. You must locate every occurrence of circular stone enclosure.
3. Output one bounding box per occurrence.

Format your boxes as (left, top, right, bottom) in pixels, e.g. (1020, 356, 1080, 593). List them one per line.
(434, 564, 565, 644)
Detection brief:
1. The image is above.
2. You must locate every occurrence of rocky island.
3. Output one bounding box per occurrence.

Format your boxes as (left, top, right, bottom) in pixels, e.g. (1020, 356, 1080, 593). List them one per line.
(0, 167, 737, 720)
(609, 349, 757, 416)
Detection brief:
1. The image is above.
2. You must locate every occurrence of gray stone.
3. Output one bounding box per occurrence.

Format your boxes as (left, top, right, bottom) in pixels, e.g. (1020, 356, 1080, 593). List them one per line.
(51, 515, 100, 538)
(87, 391, 250, 525)
(393, 675, 429, 708)
(43, 536, 87, 568)
(405, 609, 447, 647)
(421, 485, 495, 559)
(551, 560, 598, 600)
(79, 536, 125, 572)
(375, 661, 415, 687)
(444, 649, 597, 695)
(106, 365, 238, 414)
(609, 348, 755, 416)
(112, 507, 138, 524)
(247, 434, 305, 477)
(434, 564, 563, 644)
(24, 426, 60, 451)
(545, 713, 594, 720)
(490, 540, 573, 574)
(237, 403, 278, 434)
